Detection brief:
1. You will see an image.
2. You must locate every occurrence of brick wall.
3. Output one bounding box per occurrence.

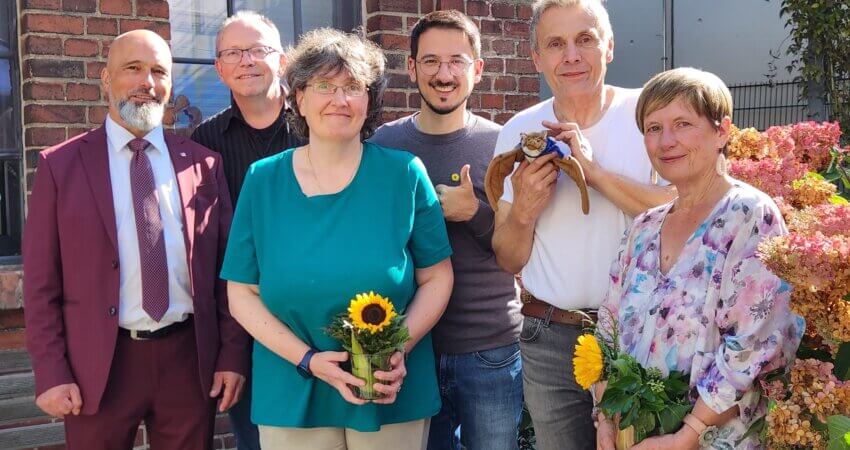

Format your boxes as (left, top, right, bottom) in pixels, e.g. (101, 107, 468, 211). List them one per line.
(364, 0, 539, 125)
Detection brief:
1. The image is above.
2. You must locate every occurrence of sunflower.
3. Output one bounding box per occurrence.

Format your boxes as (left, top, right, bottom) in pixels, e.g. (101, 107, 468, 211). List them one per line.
(573, 334, 604, 390)
(348, 292, 397, 334)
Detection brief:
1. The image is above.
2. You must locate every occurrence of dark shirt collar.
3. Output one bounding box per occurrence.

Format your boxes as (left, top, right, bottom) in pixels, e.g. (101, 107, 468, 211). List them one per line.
(224, 85, 290, 133)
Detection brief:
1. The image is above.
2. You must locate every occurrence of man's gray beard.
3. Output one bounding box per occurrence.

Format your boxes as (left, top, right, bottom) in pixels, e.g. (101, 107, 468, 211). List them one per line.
(116, 99, 165, 132)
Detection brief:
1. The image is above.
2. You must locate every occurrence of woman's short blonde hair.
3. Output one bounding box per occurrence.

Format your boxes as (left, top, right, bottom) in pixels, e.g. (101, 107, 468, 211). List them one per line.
(635, 67, 733, 135)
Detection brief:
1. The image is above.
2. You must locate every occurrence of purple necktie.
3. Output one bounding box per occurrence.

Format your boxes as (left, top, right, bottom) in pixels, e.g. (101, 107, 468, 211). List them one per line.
(128, 138, 169, 322)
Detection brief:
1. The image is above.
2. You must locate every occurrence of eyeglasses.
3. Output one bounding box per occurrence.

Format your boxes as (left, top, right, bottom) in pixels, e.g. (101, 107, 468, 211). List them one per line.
(416, 57, 474, 76)
(217, 46, 278, 64)
(306, 81, 369, 97)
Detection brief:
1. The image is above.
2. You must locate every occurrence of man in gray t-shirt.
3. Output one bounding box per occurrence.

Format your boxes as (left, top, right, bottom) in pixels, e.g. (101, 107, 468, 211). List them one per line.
(370, 11, 522, 450)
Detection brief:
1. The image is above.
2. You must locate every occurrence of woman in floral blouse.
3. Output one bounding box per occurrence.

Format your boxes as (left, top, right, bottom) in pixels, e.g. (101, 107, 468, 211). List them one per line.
(595, 68, 803, 450)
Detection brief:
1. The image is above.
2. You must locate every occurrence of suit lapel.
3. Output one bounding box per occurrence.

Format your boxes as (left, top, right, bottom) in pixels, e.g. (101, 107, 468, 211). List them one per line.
(79, 127, 118, 252)
(165, 133, 197, 266)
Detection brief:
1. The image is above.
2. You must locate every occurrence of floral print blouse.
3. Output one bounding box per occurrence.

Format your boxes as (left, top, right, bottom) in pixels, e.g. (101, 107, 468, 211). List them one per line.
(601, 182, 804, 449)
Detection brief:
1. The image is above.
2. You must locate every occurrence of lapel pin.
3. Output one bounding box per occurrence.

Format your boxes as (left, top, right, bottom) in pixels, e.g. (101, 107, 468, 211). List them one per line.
(180, 152, 187, 157)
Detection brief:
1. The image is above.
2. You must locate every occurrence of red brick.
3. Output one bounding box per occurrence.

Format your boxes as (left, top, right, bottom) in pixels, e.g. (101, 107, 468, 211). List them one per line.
(23, 0, 60, 9)
(494, 76, 517, 91)
(67, 83, 101, 101)
(408, 92, 421, 109)
(88, 105, 108, 124)
(25, 59, 85, 78)
(495, 112, 513, 124)
(119, 19, 170, 40)
(492, 3, 516, 19)
(436, 0, 464, 11)
(26, 105, 86, 124)
(68, 127, 90, 139)
(23, 82, 64, 100)
(86, 61, 107, 79)
(467, 93, 480, 109)
(480, 93, 504, 109)
(479, 19, 502, 35)
(373, 33, 409, 51)
(506, 94, 537, 110)
(475, 110, 491, 120)
(466, 1, 489, 17)
(504, 21, 530, 37)
(367, 14, 403, 32)
(87, 17, 119, 35)
(506, 58, 536, 74)
(420, 0, 434, 14)
(24, 35, 63, 55)
(484, 57, 504, 74)
(519, 76, 540, 93)
(100, 0, 131, 15)
(491, 39, 515, 56)
(64, 38, 99, 57)
(477, 75, 492, 90)
(517, 41, 531, 57)
(387, 72, 412, 89)
(518, 4, 533, 20)
(101, 39, 114, 58)
(366, 0, 418, 13)
(385, 53, 409, 71)
(406, 16, 420, 29)
(383, 90, 407, 108)
(26, 127, 67, 147)
(61, 0, 96, 13)
(137, 0, 170, 18)
(23, 14, 84, 34)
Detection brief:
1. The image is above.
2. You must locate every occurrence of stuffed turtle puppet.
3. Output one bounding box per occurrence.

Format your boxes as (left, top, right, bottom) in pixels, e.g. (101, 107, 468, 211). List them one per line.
(484, 131, 590, 214)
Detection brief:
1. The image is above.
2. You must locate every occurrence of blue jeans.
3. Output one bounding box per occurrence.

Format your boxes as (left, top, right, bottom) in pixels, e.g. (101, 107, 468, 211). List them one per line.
(426, 342, 523, 450)
(228, 374, 260, 450)
(520, 317, 595, 450)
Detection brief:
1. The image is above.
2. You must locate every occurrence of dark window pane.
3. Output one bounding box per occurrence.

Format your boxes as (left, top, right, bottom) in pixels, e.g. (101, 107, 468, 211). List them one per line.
(170, 0, 228, 59)
(0, 58, 13, 150)
(171, 63, 230, 135)
(233, 0, 296, 47)
(0, 3, 9, 53)
(302, 0, 334, 31)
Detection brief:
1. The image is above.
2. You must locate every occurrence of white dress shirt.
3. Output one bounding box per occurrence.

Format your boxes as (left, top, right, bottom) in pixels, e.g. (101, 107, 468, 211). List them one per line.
(105, 116, 193, 331)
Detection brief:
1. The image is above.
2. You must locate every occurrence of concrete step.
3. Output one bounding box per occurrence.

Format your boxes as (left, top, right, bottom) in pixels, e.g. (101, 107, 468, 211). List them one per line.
(0, 396, 44, 427)
(0, 350, 30, 376)
(0, 372, 34, 401)
(0, 421, 65, 450)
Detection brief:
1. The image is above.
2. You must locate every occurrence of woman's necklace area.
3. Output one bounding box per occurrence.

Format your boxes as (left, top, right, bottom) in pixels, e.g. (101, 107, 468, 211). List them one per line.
(305, 145, 360, 195)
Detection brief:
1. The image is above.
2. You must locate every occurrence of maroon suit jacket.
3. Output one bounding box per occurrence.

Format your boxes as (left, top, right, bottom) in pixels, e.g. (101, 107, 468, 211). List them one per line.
(23, 126, 250, 415)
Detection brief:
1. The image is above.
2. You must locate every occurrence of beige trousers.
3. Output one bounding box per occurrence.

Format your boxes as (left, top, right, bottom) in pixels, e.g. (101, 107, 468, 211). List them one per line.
(258, 419, 429, 450)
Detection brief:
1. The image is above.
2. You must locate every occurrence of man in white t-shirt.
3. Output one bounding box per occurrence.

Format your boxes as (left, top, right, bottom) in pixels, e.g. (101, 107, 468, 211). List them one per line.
(491, 1, 676, 449)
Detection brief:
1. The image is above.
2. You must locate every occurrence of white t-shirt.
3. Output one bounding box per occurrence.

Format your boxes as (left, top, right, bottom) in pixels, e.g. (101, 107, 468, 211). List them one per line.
(495, 86, 655, 310)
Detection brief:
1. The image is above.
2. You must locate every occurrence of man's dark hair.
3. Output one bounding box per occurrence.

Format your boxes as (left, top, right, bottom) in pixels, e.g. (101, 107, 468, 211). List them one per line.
(410, 10, 482, 60)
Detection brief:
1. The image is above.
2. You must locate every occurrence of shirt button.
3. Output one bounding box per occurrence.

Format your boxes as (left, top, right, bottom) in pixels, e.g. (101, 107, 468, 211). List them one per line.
(111, 260, 119, 269)
(108, 306, 117, 316)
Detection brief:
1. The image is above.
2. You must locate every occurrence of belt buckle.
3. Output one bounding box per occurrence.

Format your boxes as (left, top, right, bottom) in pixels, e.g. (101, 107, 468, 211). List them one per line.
(129, 329, 150, 341)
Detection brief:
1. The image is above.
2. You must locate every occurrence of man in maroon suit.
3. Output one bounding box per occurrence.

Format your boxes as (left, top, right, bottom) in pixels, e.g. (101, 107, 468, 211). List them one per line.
(23, 29, 250, 450)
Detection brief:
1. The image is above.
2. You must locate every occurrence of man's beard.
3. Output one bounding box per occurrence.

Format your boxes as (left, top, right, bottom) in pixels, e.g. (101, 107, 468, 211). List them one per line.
(417, 81, 469, 115)
(113, 94, 165, 132)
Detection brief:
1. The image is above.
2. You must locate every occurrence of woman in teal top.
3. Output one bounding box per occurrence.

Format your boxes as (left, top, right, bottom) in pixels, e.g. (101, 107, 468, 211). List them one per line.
(221, 28, 454, 449)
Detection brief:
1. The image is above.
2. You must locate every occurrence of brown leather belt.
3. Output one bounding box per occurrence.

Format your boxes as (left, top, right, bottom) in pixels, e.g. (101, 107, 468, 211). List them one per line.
(520, 290, 597, 326)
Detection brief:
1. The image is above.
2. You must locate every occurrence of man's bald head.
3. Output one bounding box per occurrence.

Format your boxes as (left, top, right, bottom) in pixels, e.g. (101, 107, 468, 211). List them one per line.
(102, 30, 173, 136)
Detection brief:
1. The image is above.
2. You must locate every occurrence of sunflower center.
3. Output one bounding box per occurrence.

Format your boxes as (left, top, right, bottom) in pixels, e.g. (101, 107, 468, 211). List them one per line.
(361, 304, 388, 325)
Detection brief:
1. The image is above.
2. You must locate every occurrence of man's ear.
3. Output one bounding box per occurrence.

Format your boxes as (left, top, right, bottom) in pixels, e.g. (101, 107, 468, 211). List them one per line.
(101, 67, 111, 100)
(407, 56, 417, 83)
(606, 37, 614, 63)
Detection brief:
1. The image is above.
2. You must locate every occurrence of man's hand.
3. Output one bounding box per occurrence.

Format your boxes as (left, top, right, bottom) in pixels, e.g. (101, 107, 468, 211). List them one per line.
(543, 120, 601, 186)
(435, 164, 479, 222)
(35, 383, 82, 418)
(210, 371, 246, 412)
(509, 152, 559, 225)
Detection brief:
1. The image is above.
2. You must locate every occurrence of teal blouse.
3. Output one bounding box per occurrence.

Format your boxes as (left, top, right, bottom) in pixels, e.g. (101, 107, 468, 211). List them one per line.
(220, 142, 452, 431)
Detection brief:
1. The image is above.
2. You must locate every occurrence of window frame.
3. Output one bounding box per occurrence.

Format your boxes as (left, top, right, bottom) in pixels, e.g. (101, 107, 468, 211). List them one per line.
(0, 0, 23, 261)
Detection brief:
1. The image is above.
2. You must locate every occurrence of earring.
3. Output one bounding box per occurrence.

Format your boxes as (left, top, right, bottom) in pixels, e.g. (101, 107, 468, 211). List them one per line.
(715, 153, 728, 176)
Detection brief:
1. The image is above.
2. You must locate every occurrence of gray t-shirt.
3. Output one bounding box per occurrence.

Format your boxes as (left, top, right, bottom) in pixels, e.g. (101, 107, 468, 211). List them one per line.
(370, 113, 521, 355)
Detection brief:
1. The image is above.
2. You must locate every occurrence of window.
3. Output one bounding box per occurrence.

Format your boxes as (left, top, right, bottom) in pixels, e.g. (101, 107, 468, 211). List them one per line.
(168, 0, 362, 134)
(0, 0, 22, 258)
